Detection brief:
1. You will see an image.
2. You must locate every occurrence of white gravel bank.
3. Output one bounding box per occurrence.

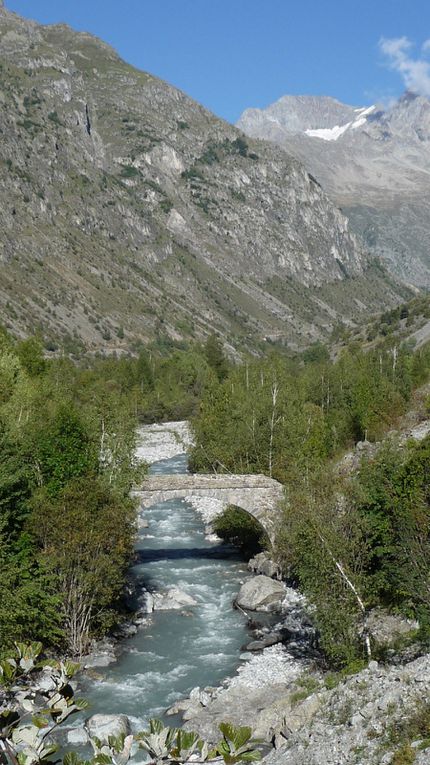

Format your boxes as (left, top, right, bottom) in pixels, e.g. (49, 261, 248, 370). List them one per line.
(135, 421, 193, 464)
(227, 643, 304, 690)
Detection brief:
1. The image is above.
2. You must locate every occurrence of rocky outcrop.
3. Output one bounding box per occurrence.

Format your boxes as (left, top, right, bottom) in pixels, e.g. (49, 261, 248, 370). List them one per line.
(0, 6, 408, 353)
(264, 655, 430, 765)
(238, 92, 430, 287)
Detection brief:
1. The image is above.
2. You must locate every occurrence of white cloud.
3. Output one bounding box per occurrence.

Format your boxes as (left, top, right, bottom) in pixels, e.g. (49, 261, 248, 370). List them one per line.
(379, 36, 430, 97)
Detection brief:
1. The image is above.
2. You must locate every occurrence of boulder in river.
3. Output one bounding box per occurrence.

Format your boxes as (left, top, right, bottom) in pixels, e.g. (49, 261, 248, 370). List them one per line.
(138, 589, 155, 613)
(235, 575, 286, 612)
(86, 714, 131, 743)
(153, 587, 198, 610)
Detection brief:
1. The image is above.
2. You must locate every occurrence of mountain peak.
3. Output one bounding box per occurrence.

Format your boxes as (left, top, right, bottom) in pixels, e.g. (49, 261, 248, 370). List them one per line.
(237, 91, 430, 287)
(399, 90, 420, 103)
(237, 95, 376, 142)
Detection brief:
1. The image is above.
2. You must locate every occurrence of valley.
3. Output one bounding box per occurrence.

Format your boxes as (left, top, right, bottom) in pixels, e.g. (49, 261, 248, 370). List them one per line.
(0, 5, 410, 354)
(1, 4, 430, 765)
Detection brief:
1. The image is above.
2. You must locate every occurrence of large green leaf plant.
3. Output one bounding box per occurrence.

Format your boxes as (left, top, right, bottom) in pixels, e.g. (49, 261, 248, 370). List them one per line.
(1, 646, 262, 765)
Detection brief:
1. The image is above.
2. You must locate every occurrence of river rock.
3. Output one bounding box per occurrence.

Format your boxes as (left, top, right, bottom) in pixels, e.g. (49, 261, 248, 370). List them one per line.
(153, 587, 198, 610)
(86, 714, 131, 743)
(138, 589, 155, 613)
(67, 728, 89, 746)
(113, 623, 138, 639)
(183, 644, 304, 743)
(245, 633, 283, 651)
(83, 653, 116, 669)
(189, 686, 211, 706)
(166, 698, 197, 716)
(81, 637, 117, 669)
(35, 671, 57, 692)
(235, 576, 286, 612)
(248, 552, 281, 579)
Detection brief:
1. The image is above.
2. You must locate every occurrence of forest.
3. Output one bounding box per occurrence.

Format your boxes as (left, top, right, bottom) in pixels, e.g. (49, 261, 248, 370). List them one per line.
(190, 336, 430, 667)
(0, 330, 217, 655)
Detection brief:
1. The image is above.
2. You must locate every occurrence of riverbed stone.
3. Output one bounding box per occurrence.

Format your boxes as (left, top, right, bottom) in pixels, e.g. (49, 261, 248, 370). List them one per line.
(83, 653, 116, 669)
(245, 633, 283, 651)
(35, 671, 57, 692)
(166, 699, 191, 716)
(189, 686, 211, 706)
(248, 552, 281, 579)
(235, 576, 286, 612)
(138, 589, 155, 613)
(113, 623, 138, 639)
(135, 421, 193, 465)
(86, 714, 131, 743)
(67, 728, 89, 746)
(153, 587, 198, 610)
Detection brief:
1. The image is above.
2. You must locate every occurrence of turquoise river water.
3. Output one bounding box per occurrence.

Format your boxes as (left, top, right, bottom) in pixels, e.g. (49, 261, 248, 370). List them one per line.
(79, 453, 257, 732)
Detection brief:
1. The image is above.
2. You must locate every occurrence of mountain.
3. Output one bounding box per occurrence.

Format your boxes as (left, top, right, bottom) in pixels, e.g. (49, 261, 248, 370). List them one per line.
(0, 8, 409, 354)
(237, 93, 430, 288)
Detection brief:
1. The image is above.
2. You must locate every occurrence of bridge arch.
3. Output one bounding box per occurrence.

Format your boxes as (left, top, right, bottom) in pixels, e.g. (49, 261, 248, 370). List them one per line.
(134, 474, 284, 546)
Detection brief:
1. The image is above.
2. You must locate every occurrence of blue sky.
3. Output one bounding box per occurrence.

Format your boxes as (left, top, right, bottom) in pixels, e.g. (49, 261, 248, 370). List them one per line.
(5, 0, 430, 122)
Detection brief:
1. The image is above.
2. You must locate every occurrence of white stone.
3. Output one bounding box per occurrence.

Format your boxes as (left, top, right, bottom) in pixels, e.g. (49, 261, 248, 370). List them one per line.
(153, 587, 198, 611)
(236, 575, 286, 612)
(86, 714, 131, 743)
(67, 728, 89, 745)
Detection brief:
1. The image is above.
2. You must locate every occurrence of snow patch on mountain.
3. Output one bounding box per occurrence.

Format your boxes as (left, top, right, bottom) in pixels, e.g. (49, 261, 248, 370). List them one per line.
(305, 105, 375, 141)
(305, 122, 351, 141)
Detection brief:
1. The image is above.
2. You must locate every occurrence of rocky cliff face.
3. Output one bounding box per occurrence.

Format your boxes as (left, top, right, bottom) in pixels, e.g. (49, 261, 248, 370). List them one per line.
(0, 8, 408, 352)
(238, 93, 430, 288)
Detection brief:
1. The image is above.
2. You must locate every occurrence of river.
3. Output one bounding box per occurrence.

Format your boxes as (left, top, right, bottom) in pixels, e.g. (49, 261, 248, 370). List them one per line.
(80, 449, 258, 733)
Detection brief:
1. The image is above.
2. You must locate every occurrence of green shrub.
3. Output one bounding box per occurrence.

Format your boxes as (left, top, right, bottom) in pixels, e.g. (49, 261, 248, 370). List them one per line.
(120, 164, 140, 178)
(213, 506, 268, 556)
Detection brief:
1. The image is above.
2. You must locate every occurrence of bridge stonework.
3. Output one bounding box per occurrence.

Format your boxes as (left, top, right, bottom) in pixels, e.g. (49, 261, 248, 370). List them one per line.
(135, 474, 284, 545)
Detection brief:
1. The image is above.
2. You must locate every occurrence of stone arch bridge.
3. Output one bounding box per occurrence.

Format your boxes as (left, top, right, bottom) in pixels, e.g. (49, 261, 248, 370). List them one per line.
(135, 474, 285, 545)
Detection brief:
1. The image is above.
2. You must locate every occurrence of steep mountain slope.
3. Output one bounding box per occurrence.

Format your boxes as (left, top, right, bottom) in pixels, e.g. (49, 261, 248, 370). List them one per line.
(0, 8, 409, 353)
(238, 93, 430, 288)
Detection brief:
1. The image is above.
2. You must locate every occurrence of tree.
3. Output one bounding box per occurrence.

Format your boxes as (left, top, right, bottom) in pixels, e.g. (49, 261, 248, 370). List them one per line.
(29, 477, 135, 655)
(351, 437, 430, 622)
(27, 404, 98, 496)
(15, 337, 46, 378)
(277, 468, 370, 666)
(0, 533, 62, 650)
(204, 334, 229, 381)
